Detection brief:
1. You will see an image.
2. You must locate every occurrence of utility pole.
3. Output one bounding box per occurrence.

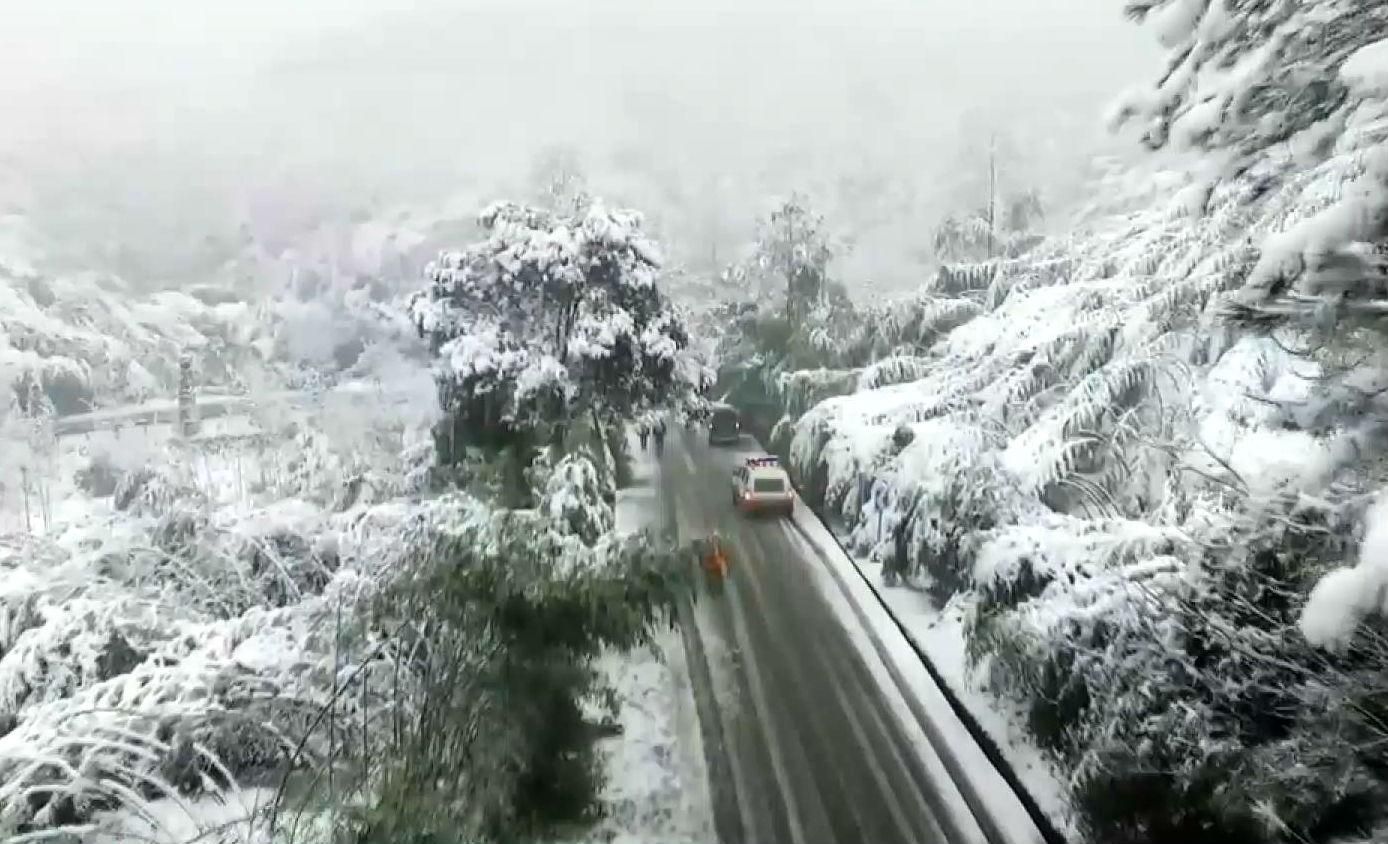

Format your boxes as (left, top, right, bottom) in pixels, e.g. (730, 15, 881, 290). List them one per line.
(986, 132, 998, 260)
(20, 467, 30, 534)
(177, 352, 199, 438)
(782, 204, 794, 322)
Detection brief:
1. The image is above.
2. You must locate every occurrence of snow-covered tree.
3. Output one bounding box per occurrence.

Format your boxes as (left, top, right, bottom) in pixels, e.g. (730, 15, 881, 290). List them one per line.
(411, 199, 688, 501)
(711, 197, 860, 404)
(932, 191, 1045, 263)
(0, 376, 57, 532)
(753, 195, 836, 323)
(1110, 2, 1388, 649)
(529, 145, 590, 215)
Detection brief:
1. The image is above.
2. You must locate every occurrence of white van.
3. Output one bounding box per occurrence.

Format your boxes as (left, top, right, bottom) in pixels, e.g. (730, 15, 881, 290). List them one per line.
(731, 456, 795, 517)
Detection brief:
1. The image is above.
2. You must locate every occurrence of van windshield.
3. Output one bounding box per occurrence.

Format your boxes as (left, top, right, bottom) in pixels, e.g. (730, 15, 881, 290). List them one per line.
(753, 477, 784, 493)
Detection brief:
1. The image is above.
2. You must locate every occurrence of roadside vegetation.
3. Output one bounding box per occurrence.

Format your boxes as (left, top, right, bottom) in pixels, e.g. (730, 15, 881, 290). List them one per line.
(714, 4, 1388, 842)
(0, 188, 699, 843)
(5, 2, 1386, 842)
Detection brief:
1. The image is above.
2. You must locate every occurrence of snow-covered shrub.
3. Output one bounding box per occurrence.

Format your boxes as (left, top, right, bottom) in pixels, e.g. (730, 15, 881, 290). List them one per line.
(0, 474, 671, 839)
(345, 493, 689, 842)
(1067, 493, 1387, 844)
(1301, 493, 1388, 650)
(793, 404, 1019, 573)
(0, 598, 146, 713)
(965, 516, 1193, 748)
(959, 480, 1388, 843)
(846, 295, 984, 362)
(35, 357, 94, 415)
(0, 262, 266, 410)
(0, 364, 689, 841)
(0, 564, 385, 836)
(856, 354, 936, 392)
(114, 462, 205, 517)
(776, 367, 859, 422)
(0, 411, 435, 836)
(933, 189, 1045, 265)
(74, 450, 122, 497)
(540, 452, 616, 545)
(877, 426, 1027, 597)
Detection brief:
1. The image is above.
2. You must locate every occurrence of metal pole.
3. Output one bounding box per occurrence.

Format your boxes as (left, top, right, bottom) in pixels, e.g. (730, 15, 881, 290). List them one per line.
(178, 352, 199, 438)
(987, 133, 998, 259)
(20, 467, 30, 534)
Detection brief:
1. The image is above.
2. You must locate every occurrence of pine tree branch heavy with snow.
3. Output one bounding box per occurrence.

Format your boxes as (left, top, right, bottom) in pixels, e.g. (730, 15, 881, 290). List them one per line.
(1112, 3, 1388, 654)
(1112, 0, 1388, 345)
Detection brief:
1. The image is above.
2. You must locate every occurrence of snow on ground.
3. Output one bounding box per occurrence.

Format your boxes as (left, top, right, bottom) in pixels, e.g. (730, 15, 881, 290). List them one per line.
(569, 428, 714, 844)
(0, 388, 419, 842)
(87, 787, 277, 844)
(614, 431, 662, 535)
(86, 782, 343, 844)
(582, 627, 715, 844)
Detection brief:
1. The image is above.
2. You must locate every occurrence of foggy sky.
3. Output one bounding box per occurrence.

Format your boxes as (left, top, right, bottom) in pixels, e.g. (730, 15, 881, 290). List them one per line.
(0, 0, 1161, 291)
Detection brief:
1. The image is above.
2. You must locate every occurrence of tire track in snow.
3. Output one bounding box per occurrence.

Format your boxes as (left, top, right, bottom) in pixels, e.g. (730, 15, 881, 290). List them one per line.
(687, 431, 950, 843)
(661, 437, 790, 844)
(741, 516, 932, 843)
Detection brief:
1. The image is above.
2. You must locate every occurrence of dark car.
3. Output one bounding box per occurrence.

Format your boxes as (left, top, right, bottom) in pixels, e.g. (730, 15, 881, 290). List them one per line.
(708, 403, 740, 446)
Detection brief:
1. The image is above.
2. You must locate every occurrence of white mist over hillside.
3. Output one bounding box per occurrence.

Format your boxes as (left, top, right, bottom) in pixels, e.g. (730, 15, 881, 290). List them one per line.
(0, 0, 1157, 292)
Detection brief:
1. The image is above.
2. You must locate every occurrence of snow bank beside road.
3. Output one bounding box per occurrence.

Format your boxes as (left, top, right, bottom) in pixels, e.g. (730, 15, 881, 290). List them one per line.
(583, 629, 715, 844)
(572, 430, 714, 844)
(788, 504, 1060, 844)
(615, 430, 662, 535)
(876, 584, 1072, 834)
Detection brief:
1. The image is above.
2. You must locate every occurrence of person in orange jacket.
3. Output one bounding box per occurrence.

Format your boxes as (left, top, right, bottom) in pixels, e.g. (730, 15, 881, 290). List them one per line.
(703, 532, 729, 580)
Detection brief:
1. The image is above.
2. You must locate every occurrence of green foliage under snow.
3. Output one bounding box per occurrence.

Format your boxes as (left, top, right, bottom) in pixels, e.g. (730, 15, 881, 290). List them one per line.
(0, 197, 696, 844)
(759, 3, 1388, 842)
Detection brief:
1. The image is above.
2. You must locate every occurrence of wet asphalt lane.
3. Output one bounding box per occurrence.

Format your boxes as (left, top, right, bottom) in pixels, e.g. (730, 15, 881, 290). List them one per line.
(660, 432, 955, 844)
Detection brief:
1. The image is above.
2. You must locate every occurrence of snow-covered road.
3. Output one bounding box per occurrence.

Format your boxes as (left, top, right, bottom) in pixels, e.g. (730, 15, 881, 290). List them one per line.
(661, 431, 1054, 844)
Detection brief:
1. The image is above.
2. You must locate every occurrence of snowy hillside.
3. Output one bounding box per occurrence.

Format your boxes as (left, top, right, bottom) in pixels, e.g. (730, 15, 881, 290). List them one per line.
(775, 12, 1388, 844)
(0, 391, 440, 839)
(0, 351, 686, 844)
(0, 204, 454, 426)
(0, 215, 265, 412)
(217, 196, 500, 384)
(0, 192, 698, 844)
(7, 1, 1387, 841)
